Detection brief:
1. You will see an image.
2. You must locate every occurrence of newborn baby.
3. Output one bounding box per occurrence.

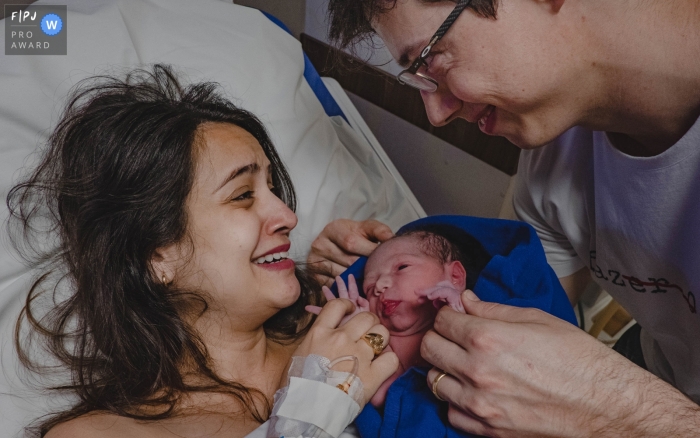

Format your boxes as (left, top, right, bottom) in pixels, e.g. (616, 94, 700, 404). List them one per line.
(310, 224, 491, 406)
(310, 217, 578, 438)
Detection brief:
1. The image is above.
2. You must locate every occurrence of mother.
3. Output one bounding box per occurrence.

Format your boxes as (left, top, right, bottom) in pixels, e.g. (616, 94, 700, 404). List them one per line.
(7, 65, 397, 437)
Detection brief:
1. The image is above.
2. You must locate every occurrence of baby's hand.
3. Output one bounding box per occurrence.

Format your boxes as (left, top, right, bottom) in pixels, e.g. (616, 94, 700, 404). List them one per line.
(306, 274, 370, 326)
(418, 281, 466, 313)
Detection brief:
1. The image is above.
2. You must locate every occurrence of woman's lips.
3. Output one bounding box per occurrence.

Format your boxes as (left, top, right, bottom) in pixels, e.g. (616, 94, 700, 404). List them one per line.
(254, 243, 291, 259)
(381, 300, 401, 316)
(252, 243, 294, 271)
(254, 258, 295, 271)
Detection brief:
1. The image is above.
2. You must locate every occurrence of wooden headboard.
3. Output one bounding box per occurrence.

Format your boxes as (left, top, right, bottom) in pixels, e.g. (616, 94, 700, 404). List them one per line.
(300, 34, 520, 176)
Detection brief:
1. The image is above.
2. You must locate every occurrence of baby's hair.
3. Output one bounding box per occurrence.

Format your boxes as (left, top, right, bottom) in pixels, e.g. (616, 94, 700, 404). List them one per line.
(395, 224, 491, 290)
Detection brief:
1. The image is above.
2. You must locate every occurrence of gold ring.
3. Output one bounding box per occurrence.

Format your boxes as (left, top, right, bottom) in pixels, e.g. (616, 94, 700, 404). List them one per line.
(362, 333, 386, 357)
(432, 371, 448, 402)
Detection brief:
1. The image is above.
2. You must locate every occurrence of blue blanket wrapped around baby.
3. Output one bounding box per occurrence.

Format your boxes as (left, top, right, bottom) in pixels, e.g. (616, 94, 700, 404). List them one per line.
(333, 215, 577, 438)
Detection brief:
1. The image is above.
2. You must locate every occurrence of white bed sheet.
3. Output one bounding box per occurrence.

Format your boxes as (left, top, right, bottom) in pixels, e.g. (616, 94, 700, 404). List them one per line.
(0, 0, 422, 435)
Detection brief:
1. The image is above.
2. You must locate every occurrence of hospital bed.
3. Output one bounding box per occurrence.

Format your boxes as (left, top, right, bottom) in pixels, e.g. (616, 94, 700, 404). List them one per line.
(0, 0, 424, 435)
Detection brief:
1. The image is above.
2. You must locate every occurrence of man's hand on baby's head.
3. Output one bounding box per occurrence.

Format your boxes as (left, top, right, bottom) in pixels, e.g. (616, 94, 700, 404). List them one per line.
(305, 274, 370, 327)
(417, 281, 466, 313)
(308, 219, 394, 287)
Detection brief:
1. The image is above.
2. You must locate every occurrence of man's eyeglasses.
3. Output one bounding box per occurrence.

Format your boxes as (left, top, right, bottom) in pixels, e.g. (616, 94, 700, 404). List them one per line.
(397, 0, 472, 92)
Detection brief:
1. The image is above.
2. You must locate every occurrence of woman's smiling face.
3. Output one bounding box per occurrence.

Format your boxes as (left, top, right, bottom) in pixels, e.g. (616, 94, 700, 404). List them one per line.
(363, 236, 447, 335)
(159, 122, 300, 327)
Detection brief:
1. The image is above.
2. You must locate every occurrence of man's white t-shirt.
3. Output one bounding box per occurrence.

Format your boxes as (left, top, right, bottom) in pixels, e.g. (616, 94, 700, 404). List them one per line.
(514, 116, 700, 403)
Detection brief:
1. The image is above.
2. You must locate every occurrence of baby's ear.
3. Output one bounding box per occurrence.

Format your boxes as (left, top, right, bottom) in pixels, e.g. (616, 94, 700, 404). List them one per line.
(445, 260, 467, 290)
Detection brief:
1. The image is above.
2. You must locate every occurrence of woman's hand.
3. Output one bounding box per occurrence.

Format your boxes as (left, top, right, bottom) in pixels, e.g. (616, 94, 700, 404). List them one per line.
(295, 297, 399, 406)
(306, 274, 369, 326)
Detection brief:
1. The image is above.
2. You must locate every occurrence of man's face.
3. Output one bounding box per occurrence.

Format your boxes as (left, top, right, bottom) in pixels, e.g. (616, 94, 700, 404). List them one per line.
(373, 0, 588, 148)
(363, 236, 447, 335)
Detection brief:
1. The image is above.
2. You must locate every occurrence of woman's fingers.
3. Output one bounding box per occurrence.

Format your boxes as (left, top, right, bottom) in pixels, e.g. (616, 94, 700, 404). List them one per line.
(368, 351, 399, 389)
(298, 297, 398, 408)
(351, 323, 389, 362)
(351, 347, 399, 407)
(342, 310, 379, 340)
(313, 298, 356, 328)
(362, 323, 390, 348)
(296, 301, 377, 361)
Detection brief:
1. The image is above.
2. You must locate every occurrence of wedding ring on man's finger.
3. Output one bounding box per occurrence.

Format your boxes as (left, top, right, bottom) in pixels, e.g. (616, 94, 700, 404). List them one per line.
(432, 371, 448, 402)
(362, 332, 386, 357)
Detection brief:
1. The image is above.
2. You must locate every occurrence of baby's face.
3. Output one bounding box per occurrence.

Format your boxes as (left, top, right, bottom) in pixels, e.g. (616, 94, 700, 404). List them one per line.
(363, 236, 449, 335)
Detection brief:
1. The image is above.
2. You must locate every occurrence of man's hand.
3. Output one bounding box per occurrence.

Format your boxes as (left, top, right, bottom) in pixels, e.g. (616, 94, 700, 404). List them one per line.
(308, 219, 393, 287)
(422, 290, 700, 437)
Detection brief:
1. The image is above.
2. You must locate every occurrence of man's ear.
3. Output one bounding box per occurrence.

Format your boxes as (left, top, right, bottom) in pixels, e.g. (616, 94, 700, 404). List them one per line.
(151, 244, 180, 285)
(445, 260, 467, 290)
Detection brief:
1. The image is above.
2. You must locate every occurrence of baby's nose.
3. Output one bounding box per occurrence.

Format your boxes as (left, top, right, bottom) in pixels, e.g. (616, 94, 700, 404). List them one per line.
(375, 276, 390, 295)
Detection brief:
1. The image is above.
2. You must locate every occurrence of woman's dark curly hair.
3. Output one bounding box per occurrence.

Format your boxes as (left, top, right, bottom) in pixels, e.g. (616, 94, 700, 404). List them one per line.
(6, 64, 321, 436)
(327, 0, 499, 56)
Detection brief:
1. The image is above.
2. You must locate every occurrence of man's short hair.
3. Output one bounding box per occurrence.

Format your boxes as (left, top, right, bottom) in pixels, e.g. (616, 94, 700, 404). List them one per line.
(327, 0, 499, 54)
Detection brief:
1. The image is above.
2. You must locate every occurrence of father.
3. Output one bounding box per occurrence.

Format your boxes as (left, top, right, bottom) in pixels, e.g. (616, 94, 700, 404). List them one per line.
(309, 0, 700, 436)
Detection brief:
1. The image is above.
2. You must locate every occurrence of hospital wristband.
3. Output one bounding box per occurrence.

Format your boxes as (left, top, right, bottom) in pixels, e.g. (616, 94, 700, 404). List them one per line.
(267, 355, 363, 438)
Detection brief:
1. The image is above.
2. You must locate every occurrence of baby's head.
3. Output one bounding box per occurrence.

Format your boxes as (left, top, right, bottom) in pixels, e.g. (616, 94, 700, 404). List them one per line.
(363, 224, 490, 335)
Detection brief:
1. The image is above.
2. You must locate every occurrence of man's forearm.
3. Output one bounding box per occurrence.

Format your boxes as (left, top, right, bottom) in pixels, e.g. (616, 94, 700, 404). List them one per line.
(601, 364, 700, 436)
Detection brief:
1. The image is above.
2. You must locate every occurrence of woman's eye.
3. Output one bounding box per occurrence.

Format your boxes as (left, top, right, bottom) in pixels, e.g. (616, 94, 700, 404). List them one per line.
(398, 264, 408, 271)
(231, 191, 254, 202)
